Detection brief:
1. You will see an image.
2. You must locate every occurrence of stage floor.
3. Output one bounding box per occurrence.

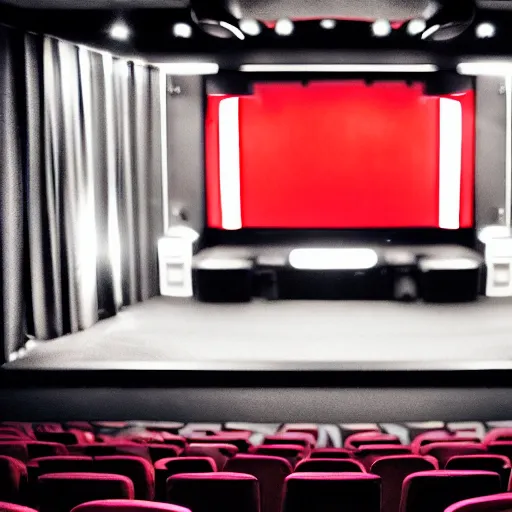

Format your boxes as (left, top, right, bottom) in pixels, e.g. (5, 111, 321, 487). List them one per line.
(5, 296, 512, 370)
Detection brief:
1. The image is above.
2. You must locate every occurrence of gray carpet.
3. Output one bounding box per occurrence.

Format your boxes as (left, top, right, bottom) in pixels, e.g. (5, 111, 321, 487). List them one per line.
(6, 296, 512, 370)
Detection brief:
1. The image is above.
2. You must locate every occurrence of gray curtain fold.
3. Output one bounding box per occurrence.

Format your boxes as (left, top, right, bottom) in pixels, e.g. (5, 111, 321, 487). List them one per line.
(0, 26, 25, 361)
(1, 29, 163, 360)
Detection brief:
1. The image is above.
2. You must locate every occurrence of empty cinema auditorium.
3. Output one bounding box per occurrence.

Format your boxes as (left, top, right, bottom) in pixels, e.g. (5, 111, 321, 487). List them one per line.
(6, 0, 512, 511)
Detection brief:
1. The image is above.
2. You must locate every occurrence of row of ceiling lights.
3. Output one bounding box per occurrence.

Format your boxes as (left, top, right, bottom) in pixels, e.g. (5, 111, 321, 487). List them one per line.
(108, 18, 497, 42)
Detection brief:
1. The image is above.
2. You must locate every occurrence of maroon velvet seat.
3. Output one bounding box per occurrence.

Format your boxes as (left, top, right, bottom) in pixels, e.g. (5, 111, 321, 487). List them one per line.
(308, 448, 352, 459)
(399, 470, 502, 512)
(0, 455, 28, 504)
(158, 435, 187, 451)
(0, 503, 37, 512)
(294, 458, 365, 473)
(263, 434, 316, 449)
(154, 456, 216, 501)
(167, 472, 260, 512)
(356, 444, 412, 469)
(186, 435, 251, 452)
(69, 444, 151, 462)
(38, 472, 135, 512)
(485, 429, 512, 445)
(487, 442, 512, 461)
(421, 443, 487, 466)
(283, 472, 381, 512)
(95, 456, 155, 500)
(0, 429, 28, 439)
(225, 454, 292, 512)
(0, 442, 68, 462)
(370, 455, 438, 512)
(250, 444, 305, 466)
(345, 433, 401, 450)
(0, 444, 29, 463)
(444, 493, 512, 512)
(280, 425, 319, 441)
(146, 445, 180, 464)
(35, 433, 81, 445)
(445, 455, 511, 491)
(411, 431, 454, 454)
(29, 456, 94, 476)
(183, 443, 238, 470)
(71, 500, 191, 512)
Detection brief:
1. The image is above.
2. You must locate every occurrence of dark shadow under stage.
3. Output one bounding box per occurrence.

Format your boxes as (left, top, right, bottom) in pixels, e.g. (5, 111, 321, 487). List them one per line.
(5, 296, 512, 371)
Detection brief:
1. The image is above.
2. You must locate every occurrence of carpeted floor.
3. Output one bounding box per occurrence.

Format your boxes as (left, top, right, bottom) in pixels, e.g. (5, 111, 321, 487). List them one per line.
(6, 296, 512, 370)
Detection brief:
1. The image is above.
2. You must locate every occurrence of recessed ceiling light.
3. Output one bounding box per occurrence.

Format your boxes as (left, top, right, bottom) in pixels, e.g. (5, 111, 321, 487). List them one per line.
(407, 18, 427, 36)
(372, 19, 391, 37)
(109, 21, 130, 41)
(239, 18, 261, 36)
(320, 19, 336, 30)
(275, 18, 294, 36)
(173, 22, 193, 38)
(475, 22, 496, 39)
(421, 24, 440, 40)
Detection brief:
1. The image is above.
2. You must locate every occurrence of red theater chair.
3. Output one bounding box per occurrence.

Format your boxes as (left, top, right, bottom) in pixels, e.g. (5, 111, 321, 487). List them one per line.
(399, 470, 502, 512)
(167, 472, 260, 512)
(421, 443, 487, 467)
(71, 500, 191, 512)
(0, 444, 28, 463)
(250, 445, 305, 466)
(345, 433, 401, 450)
(445, 456, 511, 491)
(154, 456, 217, 501)
(444, 494, 512, 512)
(370, 455, 438, 512)
(186, 435, 250, 452)
(280, 425, 319, 441)
(283, 472, 381, 512)
(308, 448, 353, 459)
(484, 429, 512, 445)
(487, 442, 512, 461)
(0, 503, 37, 512)
(225, 454, 292, 512)
(38, 473, 135, 512)
(158, 435, 187, 451)
(29, 456, 94, 474)
(0, 455, 28, 504)
(263, 434, 315, 449)
(183, 443, 237, 470)
(94, 456, 155, 501)
(411, 431, 454, 453)
(69, 444, 151, 462)
(146, 445, 180, 464)
(35, 433, 81, 445)
(356, 444, 412, 469)
(294, 458, 365, 473)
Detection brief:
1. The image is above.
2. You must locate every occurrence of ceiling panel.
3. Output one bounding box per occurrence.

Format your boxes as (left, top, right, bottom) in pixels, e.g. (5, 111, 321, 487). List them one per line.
(0, 0, 188, 7)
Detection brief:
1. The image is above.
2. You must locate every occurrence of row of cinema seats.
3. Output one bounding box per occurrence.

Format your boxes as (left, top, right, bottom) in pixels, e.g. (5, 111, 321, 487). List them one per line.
(3, 423, 512, 512)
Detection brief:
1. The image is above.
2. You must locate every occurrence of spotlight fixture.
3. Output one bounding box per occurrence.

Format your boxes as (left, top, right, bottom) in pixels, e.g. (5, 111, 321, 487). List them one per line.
(239, 18, 261, 36)
(371, 19, 392, 37)
(275, 18, 294, 36)
(475, 22, 496, 39)
(407, 18, 427, 36)
(109, 21, 130, 41)
(173, 22, 193, 38)
(320, 19, 337, 30)
(289, 248, 379, 270)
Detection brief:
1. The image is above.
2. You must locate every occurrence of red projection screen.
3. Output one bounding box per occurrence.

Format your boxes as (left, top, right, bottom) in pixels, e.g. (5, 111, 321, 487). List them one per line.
(205, 81, 475, 230)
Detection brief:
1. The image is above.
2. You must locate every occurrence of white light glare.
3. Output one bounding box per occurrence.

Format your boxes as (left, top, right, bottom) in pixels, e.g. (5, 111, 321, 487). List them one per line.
(173, 22, 193, 38)
(109, 21, 130, 41)
(156, 62, 219, 75)
(239, 18, 261, 36)
(421, 24, 440, 39)
(289, 248, 379, 270)
(475, 22, 496, 39)
(407, 18, 427, 36)
(320, 19, 337, 30)
(457, 61, 512, 76)
(275, 18, 294, 36)
(372, 19, 391, 37)
(239, 64, 438, 73)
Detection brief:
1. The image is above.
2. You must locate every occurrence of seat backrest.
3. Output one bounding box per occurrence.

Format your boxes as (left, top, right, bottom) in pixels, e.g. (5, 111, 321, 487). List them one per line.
(0, 502, 37, 512)
(167, 472, 260, 512)
(294, 458, 365, 473)
(444, 493, 512, 512)
(263, 434, 315, 449)
(309, 448, 352, 459)
(35, 433, 81, 445)
(345, 433, 401, 450)
(0, 429, 28, 439)
(0, 455, 28, 504)
(26, 442, 68, 459)
(487, 442, 512, 461)
(399, 470, 502, 512)
(0, 443, 29, 463)
(225, 454, 292, 512)
(411, 431, 453, 454)
(283, 472, 381, 512)
(485, 429, 512, 445)
(71, 499, 191, 512)
(154, 457, 216, 501)
(280, 425, 319, 441)
(370, 455, 438, 512)
(250, 444, 305, 466)
(69, 444, 151, 462)
(30, 456, 94, 476)
(145, 445, 180, 464)
(94, 456, 155, 500)
(356, 445, 412, 469)
(186, 435, 250, 453)
(183, 443, 238, 470)
(446, 456, 511, 491)
(421, 443, 487, 467)
(38, 472, 135, 512)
